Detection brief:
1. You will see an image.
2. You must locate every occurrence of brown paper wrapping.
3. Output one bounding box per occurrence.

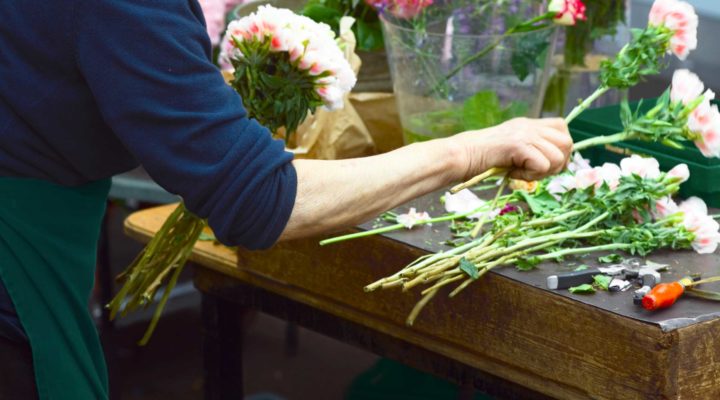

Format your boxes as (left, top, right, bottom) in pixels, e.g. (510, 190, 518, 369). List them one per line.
(348, 92, 403, 154)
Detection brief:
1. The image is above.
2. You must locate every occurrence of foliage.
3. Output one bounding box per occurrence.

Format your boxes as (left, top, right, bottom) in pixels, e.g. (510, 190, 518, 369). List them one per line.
(462, 91, 529, 131)
(301, 0, 384, 51)
(569, 284, 596, 294)
(600, 26, 673, 89)
(229, 38, 326, 140)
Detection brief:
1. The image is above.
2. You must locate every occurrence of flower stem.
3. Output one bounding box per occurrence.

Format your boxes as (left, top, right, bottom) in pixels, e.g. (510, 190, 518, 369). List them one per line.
(450, 167, 507, 194)
(538, 243, 633, 260)
(565, 86, 610, 124)
(470, 178, 508, 237)
(573, 131, 627, 152)
(320, 200, 503, 246)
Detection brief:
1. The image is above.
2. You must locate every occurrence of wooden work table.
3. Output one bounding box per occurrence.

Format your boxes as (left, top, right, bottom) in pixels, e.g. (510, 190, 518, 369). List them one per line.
(125, 196, 720, 400)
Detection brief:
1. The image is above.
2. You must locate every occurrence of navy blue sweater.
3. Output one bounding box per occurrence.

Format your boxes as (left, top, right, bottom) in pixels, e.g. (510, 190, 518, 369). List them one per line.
(0, 0, 297, 250)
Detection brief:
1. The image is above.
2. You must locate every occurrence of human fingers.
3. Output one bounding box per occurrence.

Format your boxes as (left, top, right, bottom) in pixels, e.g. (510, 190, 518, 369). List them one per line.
(508, 143, 552, 181)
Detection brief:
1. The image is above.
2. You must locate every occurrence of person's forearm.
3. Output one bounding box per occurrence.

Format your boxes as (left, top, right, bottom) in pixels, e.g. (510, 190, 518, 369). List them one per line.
(279, 137, 468, 241)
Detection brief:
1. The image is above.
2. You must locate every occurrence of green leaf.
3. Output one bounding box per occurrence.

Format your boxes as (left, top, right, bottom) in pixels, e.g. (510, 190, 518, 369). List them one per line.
(515, 256, 542, 271)
(569, 284, 596, 294)
(301, 4, 343, 30)
(462, 90, 502, 130)
(574, 264, 590, 271)
(598, 254, 624, 263)
(510, 30, 551, 81)
(459, 257, 480, 279)
(501, 101, 530, 120)
(593, 275, 612, 291)
(355, 20, 384, 52)
(515, 190, 561, 216)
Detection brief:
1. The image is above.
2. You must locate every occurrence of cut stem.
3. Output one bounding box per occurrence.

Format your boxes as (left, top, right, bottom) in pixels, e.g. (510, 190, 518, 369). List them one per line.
(450, 167, 508, 194)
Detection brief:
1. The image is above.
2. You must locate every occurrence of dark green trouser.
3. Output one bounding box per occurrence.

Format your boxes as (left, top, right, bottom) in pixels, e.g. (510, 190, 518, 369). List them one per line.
(0, 177, 110, 399)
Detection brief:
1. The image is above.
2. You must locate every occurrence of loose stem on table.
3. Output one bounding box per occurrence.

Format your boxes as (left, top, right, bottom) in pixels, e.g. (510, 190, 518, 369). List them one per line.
(320, 196, 510, 246)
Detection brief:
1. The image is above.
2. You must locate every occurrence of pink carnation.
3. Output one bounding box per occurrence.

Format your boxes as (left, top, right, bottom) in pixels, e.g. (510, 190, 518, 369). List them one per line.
(620, 155, 661, 179)
(198, 0, 228, 46)
(689, 95, 720, 158)
(547, 175, 576, 198)
(573, 162, 622, 191)
(598, 163, 622, 190)
(548, 0, 587, 26)
(666, 163, 690, 183)
(648, 0, 698, 60)
(575, 168, 602, 190)
(654, 196, 679, 219)
(678, 197, 720, 254)
(670, 69, 705, 105)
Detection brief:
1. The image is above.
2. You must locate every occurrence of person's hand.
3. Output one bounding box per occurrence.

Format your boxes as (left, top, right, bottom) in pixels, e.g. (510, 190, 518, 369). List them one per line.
(451, 117, 573, 181)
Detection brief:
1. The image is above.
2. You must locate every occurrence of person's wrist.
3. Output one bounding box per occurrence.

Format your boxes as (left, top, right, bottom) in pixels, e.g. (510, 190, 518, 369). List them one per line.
(441, 133, 486, 182)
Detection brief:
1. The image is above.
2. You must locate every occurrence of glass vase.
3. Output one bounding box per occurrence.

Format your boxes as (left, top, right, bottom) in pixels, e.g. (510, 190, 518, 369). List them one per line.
(543, 0, 631, 116)
(381, 2, 557, 144)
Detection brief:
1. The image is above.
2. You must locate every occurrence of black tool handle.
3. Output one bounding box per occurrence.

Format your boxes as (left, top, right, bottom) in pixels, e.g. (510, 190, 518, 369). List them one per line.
(546, 269, 599, 290)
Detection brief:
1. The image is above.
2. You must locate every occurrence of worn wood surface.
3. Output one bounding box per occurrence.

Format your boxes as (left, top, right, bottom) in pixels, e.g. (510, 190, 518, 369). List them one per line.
(125, 204, 720, 399)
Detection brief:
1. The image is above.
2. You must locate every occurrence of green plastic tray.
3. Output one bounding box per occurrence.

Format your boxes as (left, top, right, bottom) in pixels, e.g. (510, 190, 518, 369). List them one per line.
(569, 99, 720, 207)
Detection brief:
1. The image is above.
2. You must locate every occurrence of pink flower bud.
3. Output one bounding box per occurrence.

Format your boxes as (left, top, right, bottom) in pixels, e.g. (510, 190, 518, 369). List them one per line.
(548, 0, 587, 26)
(667, 163, 690, 183)
(654, 196, 679, 219)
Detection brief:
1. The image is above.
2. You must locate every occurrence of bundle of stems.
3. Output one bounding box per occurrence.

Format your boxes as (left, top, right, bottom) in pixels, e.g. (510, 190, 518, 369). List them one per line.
(367, 172, 689, 325)
(106, 204, 206, 344)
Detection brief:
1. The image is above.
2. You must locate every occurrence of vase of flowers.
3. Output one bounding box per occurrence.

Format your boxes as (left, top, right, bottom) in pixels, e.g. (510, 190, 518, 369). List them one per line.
(377, 1, 584, 144)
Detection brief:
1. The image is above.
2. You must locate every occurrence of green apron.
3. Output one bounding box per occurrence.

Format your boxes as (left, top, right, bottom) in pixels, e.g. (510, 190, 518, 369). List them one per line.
(0, 177, 110, 399)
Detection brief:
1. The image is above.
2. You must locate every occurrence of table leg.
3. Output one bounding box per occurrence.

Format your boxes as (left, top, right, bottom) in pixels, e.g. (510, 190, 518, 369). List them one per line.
(202, 293, 247, 400)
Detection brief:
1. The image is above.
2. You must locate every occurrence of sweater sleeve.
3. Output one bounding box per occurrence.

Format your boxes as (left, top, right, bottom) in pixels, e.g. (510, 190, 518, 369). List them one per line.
(74, 0, 297, 249)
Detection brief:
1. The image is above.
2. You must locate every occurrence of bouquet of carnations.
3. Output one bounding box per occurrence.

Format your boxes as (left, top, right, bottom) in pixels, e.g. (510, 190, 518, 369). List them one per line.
(109, 5, 356, 344)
